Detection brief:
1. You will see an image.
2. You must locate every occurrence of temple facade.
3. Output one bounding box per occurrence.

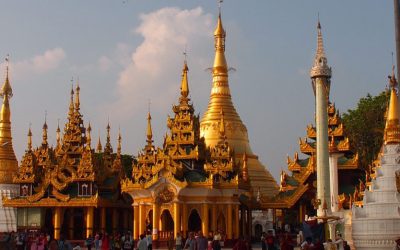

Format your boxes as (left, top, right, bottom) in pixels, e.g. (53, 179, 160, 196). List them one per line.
(121, 11, 278, 244)
(3, 82, 132, 239)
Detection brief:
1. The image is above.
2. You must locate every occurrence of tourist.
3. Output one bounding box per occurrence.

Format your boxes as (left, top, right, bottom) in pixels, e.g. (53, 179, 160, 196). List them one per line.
(16, 232, 26, 250)
(47, 236, 58, 250)
(265, 231, 275, 250)
(261, 232, 266, 250)
(167, 234, 174, 250)
(137, 234, 147, 250)
(30, 234, 39, 250)
(184, 232, 197, 250)
(196, 232, 207, 250)
(94, 234, 101, 250)
(122, 233, 133, 250)
(85, 234, 94, 250)
(146, 231, 152, 250)
(57, 234, 72, 250)
(114, 234, 122, 250)
(300, 237, 313, 250)
(212, 231, 221, 250)
(333, 233, 343, 250)
(101, 233, 110, 250)
(175, 232, 183, 250)
(37, 233, 47, 250)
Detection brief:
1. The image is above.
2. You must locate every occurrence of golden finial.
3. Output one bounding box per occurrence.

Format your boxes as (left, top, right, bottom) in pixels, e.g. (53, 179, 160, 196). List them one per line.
(146, 111, 153, 145)
(42, 111, 48, 146)
(27, 125, 32, 151)
(180, 51, 189, 98)
(1, 55, 13, 98)
(86, 122, 92, 147)
(384, 65, 400, 144)
(96, 134, 102, 153)
(68, 81, 74, 117)
(56, 118, 61, 146)
(117, 127, 122, 155)
(75, 78, 80, 111)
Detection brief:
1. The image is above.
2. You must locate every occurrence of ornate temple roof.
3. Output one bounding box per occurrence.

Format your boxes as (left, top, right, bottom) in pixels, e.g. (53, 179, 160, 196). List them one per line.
(4, 84, 127, 207)
(0, 58, 18, 184)
(199, 11, 278, 199)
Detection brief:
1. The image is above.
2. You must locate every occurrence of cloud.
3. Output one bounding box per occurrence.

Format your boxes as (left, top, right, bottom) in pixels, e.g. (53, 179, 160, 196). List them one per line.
(108, 7, 213, 119)
(1, 48, 66, 79)
(97, 43, 132, 72)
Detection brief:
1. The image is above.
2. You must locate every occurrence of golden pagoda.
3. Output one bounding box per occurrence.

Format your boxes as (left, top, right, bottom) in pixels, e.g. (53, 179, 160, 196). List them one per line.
(3, 84, 131, 239)
(0, 57, 19, 233)
(199, 10, 278, 199)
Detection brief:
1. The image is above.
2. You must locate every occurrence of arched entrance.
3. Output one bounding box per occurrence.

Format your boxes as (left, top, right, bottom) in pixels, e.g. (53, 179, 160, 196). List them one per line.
(160, 210, 174, 240)
(44, 209, 54, 237)
(217, 213, 226, 233)
(188, 209, 202, 233)
(146, 210, 153, 232)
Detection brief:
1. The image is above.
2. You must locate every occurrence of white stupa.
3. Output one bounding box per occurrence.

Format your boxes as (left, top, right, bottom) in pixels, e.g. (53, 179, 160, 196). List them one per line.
(352, 70, 400, 249)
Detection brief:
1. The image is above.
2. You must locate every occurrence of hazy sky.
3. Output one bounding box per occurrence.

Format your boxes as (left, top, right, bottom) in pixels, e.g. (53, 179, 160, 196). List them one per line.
(0, 1, 394, 182)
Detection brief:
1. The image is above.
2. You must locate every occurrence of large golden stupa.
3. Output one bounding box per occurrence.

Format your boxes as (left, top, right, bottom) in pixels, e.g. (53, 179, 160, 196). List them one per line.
(200, 13, 278, 197)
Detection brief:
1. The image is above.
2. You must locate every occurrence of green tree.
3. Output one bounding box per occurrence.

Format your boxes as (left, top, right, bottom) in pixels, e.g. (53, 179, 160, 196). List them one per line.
(342, 91, 389, 169)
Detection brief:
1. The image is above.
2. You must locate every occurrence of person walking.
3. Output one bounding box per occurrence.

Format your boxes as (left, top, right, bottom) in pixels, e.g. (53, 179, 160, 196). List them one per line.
(137, 235, 147, 250)
(184, 232, 197, 250)
(85, 235, 94, 250)
(175, 232, 183, 250)
(196, 232, 207, 250)
(146, 231, 152, 250)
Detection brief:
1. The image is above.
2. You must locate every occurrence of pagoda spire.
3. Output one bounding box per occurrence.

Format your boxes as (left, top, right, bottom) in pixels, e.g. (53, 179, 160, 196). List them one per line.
(56, 119, 61, 148)
(180, 58, 189, 99)
(42, 115, 48, 147)
(75, 81, 80, 111)
(68, 85, 74, 119)
(146, 112, 153, 145)
(117, 128, 122, 156)
(27, 126, 32, 152)
(384, 66, 400, 144)
(201, 4, 252, 155)
(86, 122, 92, 148)
(96, 134, 102, 153)
(0, 55, 18, 184)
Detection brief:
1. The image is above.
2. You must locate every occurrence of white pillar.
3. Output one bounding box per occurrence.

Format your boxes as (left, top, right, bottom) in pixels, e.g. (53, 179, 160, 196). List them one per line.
(0, 184, 18, 232)
(329, 154, 342, 212)
(315, 78, 331, 216)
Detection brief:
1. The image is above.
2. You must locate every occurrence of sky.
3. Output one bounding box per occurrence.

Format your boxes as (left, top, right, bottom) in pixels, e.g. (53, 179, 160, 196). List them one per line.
(0, 1, 394, 182)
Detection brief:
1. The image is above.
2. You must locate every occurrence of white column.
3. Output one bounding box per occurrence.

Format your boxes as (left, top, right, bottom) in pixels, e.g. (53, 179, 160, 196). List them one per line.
(329, 154, 342, 212)
(315, 78, 331, 216)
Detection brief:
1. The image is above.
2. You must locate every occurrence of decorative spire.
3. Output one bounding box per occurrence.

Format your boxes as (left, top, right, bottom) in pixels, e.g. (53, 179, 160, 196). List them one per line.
(56, 119, 61, 147)
(310, 19, 332, 78)
(106, 122, 111, 145)
(68, 84, 74, 118)
(213, 7, 228, 80)
(42, 114, 48, 146)
(117, 127, 122, 156)
(146, 112, 153, 145)
(96, 135, 102, 153)
(75, 80, 80, 111)
(27, 126, 32, 151)
(0, 55, 18, 184)
(384, 66, 400, 144)
(86, 122, 92, 148)
(180, 57, 189, 98)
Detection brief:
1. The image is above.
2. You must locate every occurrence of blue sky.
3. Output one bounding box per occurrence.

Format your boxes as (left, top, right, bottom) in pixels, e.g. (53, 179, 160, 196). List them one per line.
(0, 1, 394, 181)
